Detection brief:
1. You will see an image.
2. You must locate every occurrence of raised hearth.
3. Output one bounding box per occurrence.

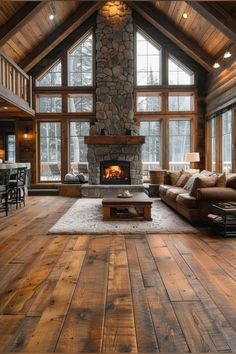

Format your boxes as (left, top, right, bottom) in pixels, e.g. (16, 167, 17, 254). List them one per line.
(85, 136, 145, 145)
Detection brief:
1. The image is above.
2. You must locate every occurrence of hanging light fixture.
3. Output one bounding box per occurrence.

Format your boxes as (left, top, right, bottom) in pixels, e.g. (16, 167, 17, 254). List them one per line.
(223, 51, 231, 59)
(49, 1, 56, 21)
(213, 62, 220, 69)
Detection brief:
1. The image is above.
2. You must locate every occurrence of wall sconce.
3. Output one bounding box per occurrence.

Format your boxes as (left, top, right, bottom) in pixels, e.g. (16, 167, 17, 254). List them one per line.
(23, 127, 29, 139)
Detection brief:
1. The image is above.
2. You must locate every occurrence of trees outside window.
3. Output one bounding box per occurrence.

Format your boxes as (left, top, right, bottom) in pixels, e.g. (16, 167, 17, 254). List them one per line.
(169, 120, 191, 170)
(38, 96, 62, 113)
(136, 93, 161, 112)
(40, 122, 61, 181)
(222, 110, 232, 172)
(140, 121, 161, 169)
(168, 94, 194, 111)
(69, 121, 90, 172)
(211, 118, 217, 172)
(168, 56, 194, 85)
(68, 94, 93, 112)
(36, 61, 62, 87)
(136, 31, 161, 86)
(68, 33, 93, 86)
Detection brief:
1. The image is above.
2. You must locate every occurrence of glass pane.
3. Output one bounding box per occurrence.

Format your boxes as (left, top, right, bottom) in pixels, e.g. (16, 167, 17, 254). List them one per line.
(222, 110, 232, 172)
(169, 120, 191, 169)
(37, 61, 62, 87)
(38, 96, 62, 113)
(68, 33, 93, 86)
(69, 121, 89, 172)
(68, 95, 93, 113)
(40, 122, 61, 181)
(6, 134, 16, 162)
(168, 57, 194, 85)
(136, 31, 161, 86)
(140, 121, 161, 165)
(136, 93, 161, 112)
(168, 94, 194, 111)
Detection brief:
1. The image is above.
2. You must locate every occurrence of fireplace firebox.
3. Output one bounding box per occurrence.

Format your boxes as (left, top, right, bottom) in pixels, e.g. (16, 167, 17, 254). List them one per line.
(100, 160, 131, 185)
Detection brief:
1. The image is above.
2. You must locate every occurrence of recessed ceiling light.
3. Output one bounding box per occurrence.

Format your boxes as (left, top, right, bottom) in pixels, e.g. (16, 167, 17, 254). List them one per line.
(223, 51, 231, 59)
(3, 106, 8, 110)
(183, 12, 188, 19)
(213, 62, 220, 69)
(49, 14, 55, 20)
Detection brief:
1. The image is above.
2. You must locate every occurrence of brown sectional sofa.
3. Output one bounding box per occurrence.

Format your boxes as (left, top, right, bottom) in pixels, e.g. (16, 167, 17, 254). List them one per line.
(159, 173, 236, 223)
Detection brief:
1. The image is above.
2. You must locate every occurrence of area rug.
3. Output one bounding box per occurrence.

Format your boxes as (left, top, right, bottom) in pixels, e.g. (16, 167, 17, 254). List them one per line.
(48, 198, 198, 235)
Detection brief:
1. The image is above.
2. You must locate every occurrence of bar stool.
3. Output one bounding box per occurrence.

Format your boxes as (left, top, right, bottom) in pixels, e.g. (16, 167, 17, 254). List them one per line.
(0, 169, 10, 216)
(9, 167, 27, 209)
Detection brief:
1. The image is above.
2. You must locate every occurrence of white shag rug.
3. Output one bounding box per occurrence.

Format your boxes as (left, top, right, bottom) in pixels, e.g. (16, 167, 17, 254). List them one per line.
(48, 198, 198, 235)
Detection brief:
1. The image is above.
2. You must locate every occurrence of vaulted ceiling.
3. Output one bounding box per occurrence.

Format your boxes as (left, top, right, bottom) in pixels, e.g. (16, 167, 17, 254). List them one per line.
(0, 0, 236, 74)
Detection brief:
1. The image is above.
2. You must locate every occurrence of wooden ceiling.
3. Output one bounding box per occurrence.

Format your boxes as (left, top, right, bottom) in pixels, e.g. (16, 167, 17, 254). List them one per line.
(0, 1, 236, 74)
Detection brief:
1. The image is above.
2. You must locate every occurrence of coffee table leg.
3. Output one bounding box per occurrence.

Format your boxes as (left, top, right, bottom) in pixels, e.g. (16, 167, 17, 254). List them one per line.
(103, 206, 111, 220)
(144, 206, 152, 221)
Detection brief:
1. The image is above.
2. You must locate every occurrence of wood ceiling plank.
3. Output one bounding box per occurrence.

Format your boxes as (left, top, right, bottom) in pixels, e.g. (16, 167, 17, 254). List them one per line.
(20, 1, 101, 73)
(130, 1, 214, 71)
(0, 2, 46, 47)
(187, 1, 236, 43)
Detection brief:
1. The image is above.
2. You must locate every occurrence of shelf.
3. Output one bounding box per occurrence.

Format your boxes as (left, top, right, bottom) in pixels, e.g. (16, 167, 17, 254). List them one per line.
(84, 135, 145, 145)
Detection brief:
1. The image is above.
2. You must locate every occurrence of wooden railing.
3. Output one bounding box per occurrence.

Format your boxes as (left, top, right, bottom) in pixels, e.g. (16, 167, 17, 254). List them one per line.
(0, 51, 32, 109)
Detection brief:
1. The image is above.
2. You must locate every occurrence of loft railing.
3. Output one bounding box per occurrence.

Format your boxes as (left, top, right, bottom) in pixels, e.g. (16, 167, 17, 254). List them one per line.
(0, 51, 32, 109)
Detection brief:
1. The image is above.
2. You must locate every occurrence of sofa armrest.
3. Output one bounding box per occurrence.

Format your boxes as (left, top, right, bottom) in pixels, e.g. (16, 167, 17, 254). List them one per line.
(196, 187, 236, 201)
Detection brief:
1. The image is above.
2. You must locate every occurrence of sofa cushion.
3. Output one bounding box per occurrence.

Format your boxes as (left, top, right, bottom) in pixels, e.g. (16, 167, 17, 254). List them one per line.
(216, 172, 226, 187)
(169, 170, 182, 185)
(176, 193, 198, 208)
(184, 173, 202, 192)
(175, 172, 191, 187)
(189, 175, 218, 197)
(226, 174, 236, 189)
(159, 184, 173, 195)
(166, 187, 187, 201)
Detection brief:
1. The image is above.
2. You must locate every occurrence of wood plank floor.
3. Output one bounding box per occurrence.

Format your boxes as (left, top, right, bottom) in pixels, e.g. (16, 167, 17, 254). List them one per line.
(1, 196, 236, 353)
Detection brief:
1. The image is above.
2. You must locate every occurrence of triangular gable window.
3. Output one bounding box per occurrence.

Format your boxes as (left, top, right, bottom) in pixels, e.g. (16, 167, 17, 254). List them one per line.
(136, 30, 161, 86)
(36, 61, 62, 87)
(68, 32, 93, 86)
(168, 56, 194, 85)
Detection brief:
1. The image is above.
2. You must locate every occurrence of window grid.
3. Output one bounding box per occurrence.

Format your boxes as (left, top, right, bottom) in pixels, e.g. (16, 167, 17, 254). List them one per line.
(169, 120, 191, 170)
(38, 96, 62, 113)
(36, 62, 62, 87)
(140, 121, 161, 166)
(68, 94, 93, 113)
(168, 94, 194, 112)
(222, 110, 232, 173)
(69, 121, 90, 172)
(136, 93, 161, 112)
(210, 118, 217, 172)
(168, 57, 194, 85)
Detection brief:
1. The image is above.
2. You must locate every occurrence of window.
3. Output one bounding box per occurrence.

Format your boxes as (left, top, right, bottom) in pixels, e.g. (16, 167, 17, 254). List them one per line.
(68, 33, 93, 86)
(169, 120, 191, 170)
(168, 56, 194, 85)
(136, 93, 161, 112)
(40, 122, 61, 181)
(222, 110, 232, 172)
(69, 121, 90, 172)
(140, 121, 161, 169)
(36, 61, 62, 87)
(68, 94, 93, 112)
(210, 118, 217, 172)
(38, 95, 62, 113)
(136, 31, 161, 86)
(5, 134, 15, 162)
(168, 93, 194, 111)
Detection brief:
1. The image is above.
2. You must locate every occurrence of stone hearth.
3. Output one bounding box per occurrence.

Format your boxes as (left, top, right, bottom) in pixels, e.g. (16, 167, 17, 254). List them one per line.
(86, 1, 143, 185)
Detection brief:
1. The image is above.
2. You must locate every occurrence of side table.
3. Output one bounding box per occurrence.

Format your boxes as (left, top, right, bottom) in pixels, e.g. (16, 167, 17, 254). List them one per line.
(208, 202, 236, 237)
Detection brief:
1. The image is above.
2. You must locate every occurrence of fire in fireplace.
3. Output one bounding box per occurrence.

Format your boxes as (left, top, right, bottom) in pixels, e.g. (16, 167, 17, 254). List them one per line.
(100, 160, 131, 185)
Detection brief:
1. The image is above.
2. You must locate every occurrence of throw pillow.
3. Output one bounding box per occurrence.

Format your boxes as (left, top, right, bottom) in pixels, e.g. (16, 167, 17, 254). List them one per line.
(169, 170, 182, 185)
(216, 172, 226, 187)
(184, 173, 202, 192)
(226, 174, 236, 189)
(189, 175, 218, 197)
(175, 172, 191, 187)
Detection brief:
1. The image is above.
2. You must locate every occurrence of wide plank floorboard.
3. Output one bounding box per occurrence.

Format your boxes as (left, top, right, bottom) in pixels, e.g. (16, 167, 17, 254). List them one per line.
(1, 196, 236, 353)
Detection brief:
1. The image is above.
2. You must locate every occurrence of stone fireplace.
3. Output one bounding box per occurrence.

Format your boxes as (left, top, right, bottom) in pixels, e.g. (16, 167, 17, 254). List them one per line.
(85, 1, 144, 185)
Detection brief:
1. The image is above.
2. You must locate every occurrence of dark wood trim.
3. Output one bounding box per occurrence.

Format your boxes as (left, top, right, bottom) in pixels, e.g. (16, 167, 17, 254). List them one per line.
(130, 2, 214, 71)
(187, 1, 236, 43)
(84, 136, 145, 145)
(0, 2, 46, 47)
(20, 2, 101, 73)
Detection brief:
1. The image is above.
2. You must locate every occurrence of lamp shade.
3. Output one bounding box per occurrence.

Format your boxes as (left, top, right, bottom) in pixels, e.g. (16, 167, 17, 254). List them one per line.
(185, 152, 200, 162)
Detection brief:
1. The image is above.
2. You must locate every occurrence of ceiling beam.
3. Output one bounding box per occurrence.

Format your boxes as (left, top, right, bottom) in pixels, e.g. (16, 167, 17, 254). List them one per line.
(20, 1, 101, 73)
(129, 2, 214, 71)
(187, 1, 236, 43)
(0, 2, 46, 47)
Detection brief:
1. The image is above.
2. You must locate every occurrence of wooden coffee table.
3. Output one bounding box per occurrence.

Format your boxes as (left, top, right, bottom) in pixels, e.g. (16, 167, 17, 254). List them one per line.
(102, 192, 152, 221)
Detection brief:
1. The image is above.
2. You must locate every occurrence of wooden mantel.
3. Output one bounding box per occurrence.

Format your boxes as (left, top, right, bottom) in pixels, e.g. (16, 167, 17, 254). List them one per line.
(84, 136, 145, 145)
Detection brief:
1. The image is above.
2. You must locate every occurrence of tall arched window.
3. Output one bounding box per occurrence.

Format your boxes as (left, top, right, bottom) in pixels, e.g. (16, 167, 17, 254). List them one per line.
(136, 31, 161, 86)
(68, 33, 93, 86)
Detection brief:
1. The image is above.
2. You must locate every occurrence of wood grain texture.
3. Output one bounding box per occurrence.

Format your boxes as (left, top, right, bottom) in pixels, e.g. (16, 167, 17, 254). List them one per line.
(0, 196, 236, 353)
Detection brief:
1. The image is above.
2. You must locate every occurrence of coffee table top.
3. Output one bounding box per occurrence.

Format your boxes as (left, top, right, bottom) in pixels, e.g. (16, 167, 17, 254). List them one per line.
(102, 192, 152, 205)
